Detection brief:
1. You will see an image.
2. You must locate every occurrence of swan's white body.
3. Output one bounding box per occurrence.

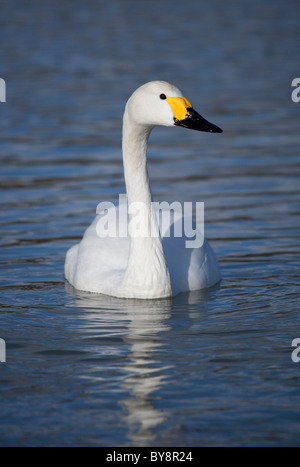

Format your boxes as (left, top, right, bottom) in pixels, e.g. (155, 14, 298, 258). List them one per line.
(65, 81, 222, 299)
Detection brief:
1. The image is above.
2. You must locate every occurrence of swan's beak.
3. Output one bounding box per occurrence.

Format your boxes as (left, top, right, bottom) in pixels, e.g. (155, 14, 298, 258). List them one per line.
(167, 97, 223, 133)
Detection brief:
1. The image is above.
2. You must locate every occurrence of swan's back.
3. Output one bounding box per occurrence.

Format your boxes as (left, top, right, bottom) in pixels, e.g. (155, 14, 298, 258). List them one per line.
(65, 207, 220, 297)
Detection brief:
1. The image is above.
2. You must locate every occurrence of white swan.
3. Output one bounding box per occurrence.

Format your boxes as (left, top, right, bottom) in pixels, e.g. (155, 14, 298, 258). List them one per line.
(65, 81, 222, 299)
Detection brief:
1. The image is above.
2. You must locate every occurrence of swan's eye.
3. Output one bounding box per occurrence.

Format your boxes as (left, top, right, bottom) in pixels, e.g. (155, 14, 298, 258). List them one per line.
(160, 94, 167, 100)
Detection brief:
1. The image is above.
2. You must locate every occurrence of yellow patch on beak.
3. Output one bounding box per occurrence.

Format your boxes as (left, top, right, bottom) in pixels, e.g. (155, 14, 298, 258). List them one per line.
(166, 97, 193, 121)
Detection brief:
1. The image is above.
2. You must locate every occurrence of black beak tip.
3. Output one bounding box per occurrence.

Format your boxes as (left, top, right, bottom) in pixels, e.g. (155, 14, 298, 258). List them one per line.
(211, 125, 223, 134)
(175, 108, 223, 134)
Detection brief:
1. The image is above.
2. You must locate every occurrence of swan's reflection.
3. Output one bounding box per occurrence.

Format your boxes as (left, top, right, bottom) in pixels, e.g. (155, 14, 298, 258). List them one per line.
(66, 284, 172, 445)
(121, 299, 172, 445)
(66, 284, 218, 445)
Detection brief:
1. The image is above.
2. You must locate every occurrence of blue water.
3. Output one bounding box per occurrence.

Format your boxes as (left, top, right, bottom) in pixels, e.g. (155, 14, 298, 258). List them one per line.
(1, 0, 300, 447)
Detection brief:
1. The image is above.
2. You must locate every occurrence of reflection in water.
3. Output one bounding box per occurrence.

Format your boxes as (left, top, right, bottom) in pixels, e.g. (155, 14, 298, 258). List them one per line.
(121, 289, 218, 445)
(121, 300, 172, 445)
(66, 283, 218, 445)
(66, 284, 172, 445)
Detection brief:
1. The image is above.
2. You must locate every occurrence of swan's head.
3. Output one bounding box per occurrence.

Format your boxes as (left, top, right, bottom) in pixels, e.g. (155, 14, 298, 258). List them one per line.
(125, 81, 222, 133)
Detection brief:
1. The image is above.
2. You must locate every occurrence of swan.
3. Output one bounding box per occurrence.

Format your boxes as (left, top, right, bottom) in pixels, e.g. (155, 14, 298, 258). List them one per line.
(65, 81, 222, 299)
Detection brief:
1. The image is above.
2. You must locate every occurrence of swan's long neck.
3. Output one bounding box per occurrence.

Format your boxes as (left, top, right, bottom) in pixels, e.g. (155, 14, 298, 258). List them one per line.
(121, 112, 172, 299)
